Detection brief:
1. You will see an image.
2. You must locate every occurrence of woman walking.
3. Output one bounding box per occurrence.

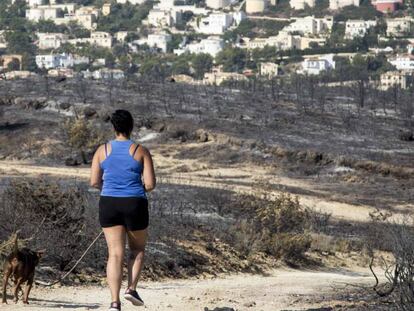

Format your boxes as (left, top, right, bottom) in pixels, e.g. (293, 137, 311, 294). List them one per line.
(90, 110, 156, 311)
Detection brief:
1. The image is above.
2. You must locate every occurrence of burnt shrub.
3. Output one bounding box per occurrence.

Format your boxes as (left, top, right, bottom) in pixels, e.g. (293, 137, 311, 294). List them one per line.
(0, 179, 100, 271)
(365, 209, 414, 310)
(230, 193, 312, 262)
(398, 130, 413, 142)
(255, 193, 311, 261)
(63, 117, 107, 164)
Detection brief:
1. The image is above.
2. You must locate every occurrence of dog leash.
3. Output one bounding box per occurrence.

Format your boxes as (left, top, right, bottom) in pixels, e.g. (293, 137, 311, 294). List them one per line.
(35, 231, 104, 287)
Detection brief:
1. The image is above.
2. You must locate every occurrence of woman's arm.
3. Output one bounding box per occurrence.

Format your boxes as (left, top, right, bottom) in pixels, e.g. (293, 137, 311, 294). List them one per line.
(142, 147, 156, 192)
(90, 145, 104, 190)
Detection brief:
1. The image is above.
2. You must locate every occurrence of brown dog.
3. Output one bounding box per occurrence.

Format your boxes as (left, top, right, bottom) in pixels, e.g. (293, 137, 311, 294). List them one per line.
(2, 234, 44, 304)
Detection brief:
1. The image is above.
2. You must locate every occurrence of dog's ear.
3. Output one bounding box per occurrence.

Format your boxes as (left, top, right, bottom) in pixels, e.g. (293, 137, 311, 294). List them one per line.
(36, 249, 46, 259)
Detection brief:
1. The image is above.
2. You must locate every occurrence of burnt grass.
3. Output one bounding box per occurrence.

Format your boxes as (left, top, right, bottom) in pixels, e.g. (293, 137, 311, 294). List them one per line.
(0, 77, 413, 307)
(1, 77, 412, 211)
(0, 176, 270, 284)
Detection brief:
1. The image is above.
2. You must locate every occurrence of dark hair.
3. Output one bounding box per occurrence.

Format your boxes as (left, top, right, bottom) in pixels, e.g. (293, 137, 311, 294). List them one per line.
(110, 110, 134, 136)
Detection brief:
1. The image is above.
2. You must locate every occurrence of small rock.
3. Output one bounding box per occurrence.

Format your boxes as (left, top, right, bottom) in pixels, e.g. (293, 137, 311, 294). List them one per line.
(59, 102, 71, 110)
(83, 107, 97, 118)
(65, 157, 79, 166)
(399, 130, 413, 141)
(243, 301, 256, 307)
(101, 113, 111, 122)
(196, 129, 209, 142)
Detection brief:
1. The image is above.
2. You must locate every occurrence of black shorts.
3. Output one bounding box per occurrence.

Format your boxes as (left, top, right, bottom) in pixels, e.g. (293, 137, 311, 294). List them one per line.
(99, 196, 149, 231)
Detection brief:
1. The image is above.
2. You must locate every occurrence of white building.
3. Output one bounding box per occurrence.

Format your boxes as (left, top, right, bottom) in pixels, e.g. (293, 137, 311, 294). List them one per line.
(36, 53, 88, 69)
(115, 31, 129, 42)
(206, 0, 231, 9)
(116, 0, 146, 4)
(26, 3, 77, 22)
(246, 0, 267, 13)
(155, 0, 175, 9)
(74, 6, 99, 29)
(260, 62, 280, 77)
(37, 33, 69, 50)
(32, 5, 98, 30)
(380, 71, 412, 90)
(329, 0, 359, 10)
(284, 16, 334, 36)
(48, 68, 74, 78)
(388, 55, 414, 71)
(204, 68, 248, 85)
(24, 0, 45, 7)
(12, 0, 51, 6)
(102, 3, 112, 16)
(174, 37, 224, 57)
(386, 17, 414, 37)
(90, 32, 112, 48)
(68, 32, 113, 48)
(299, 54, 336, 75)
(345, 20, 377, 39)
(300, 37, 327, 49)
(275, 31, 302, 50)
(93, 69, 125, 80)
(290, 0, 315, 10)
(198, 13, 234, 35)
(233, 11, 246, 25)
(148, 9, 181, 27)
(241, 31, 301, 50)
(0, 31, 7, 49)
(154, 0, 209, 15)
(26, 7, 58, 21)
(147, 33, 172, 52)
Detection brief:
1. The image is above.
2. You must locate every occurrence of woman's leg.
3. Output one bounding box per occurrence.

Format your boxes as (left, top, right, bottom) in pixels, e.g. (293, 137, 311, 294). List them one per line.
(126, 229, 147, 290)
(103, 226, 126, 303)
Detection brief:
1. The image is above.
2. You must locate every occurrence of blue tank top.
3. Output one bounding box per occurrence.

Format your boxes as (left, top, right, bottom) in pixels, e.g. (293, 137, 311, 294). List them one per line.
(100, 140, 146, 198)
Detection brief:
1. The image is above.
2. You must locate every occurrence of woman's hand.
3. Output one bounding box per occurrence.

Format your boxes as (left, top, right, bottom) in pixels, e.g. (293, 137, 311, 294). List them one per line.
(90, 145, 104, 190)
(142, 147, 156, 192)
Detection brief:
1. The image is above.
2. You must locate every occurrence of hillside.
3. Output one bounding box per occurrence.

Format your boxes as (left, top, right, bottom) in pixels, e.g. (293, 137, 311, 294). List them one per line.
(0, 77, 412, 309)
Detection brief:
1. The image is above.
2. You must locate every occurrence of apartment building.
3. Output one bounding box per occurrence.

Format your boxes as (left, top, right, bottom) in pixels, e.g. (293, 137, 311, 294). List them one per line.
(0, 31, 7, 49)
(37, 33, 69, 50)
(198, 13, 234, 35)
(260, 62, 280, 77)
(35, 53, 89, 69)
(174, 37, 224, 57)
(380, 71, 412, 90)
(68, 32, 113, 48)
(146, 33, 172, 53)
(284, 16, 334, 36)
(329, 0, 359, 10)
(290, 0, 315, 10)
(148, 9, 181, 27)
(345, 20, 377, 39)
(386, 17, 414, 37)
(299, 54, 336, 75)
(206, 0, 231, 9)
(388, 55, 414, 71)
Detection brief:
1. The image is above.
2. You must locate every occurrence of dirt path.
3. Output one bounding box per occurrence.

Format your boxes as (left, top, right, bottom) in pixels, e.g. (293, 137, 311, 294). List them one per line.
(0, 268, 374, 311)
(0, 158, 382, 222)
